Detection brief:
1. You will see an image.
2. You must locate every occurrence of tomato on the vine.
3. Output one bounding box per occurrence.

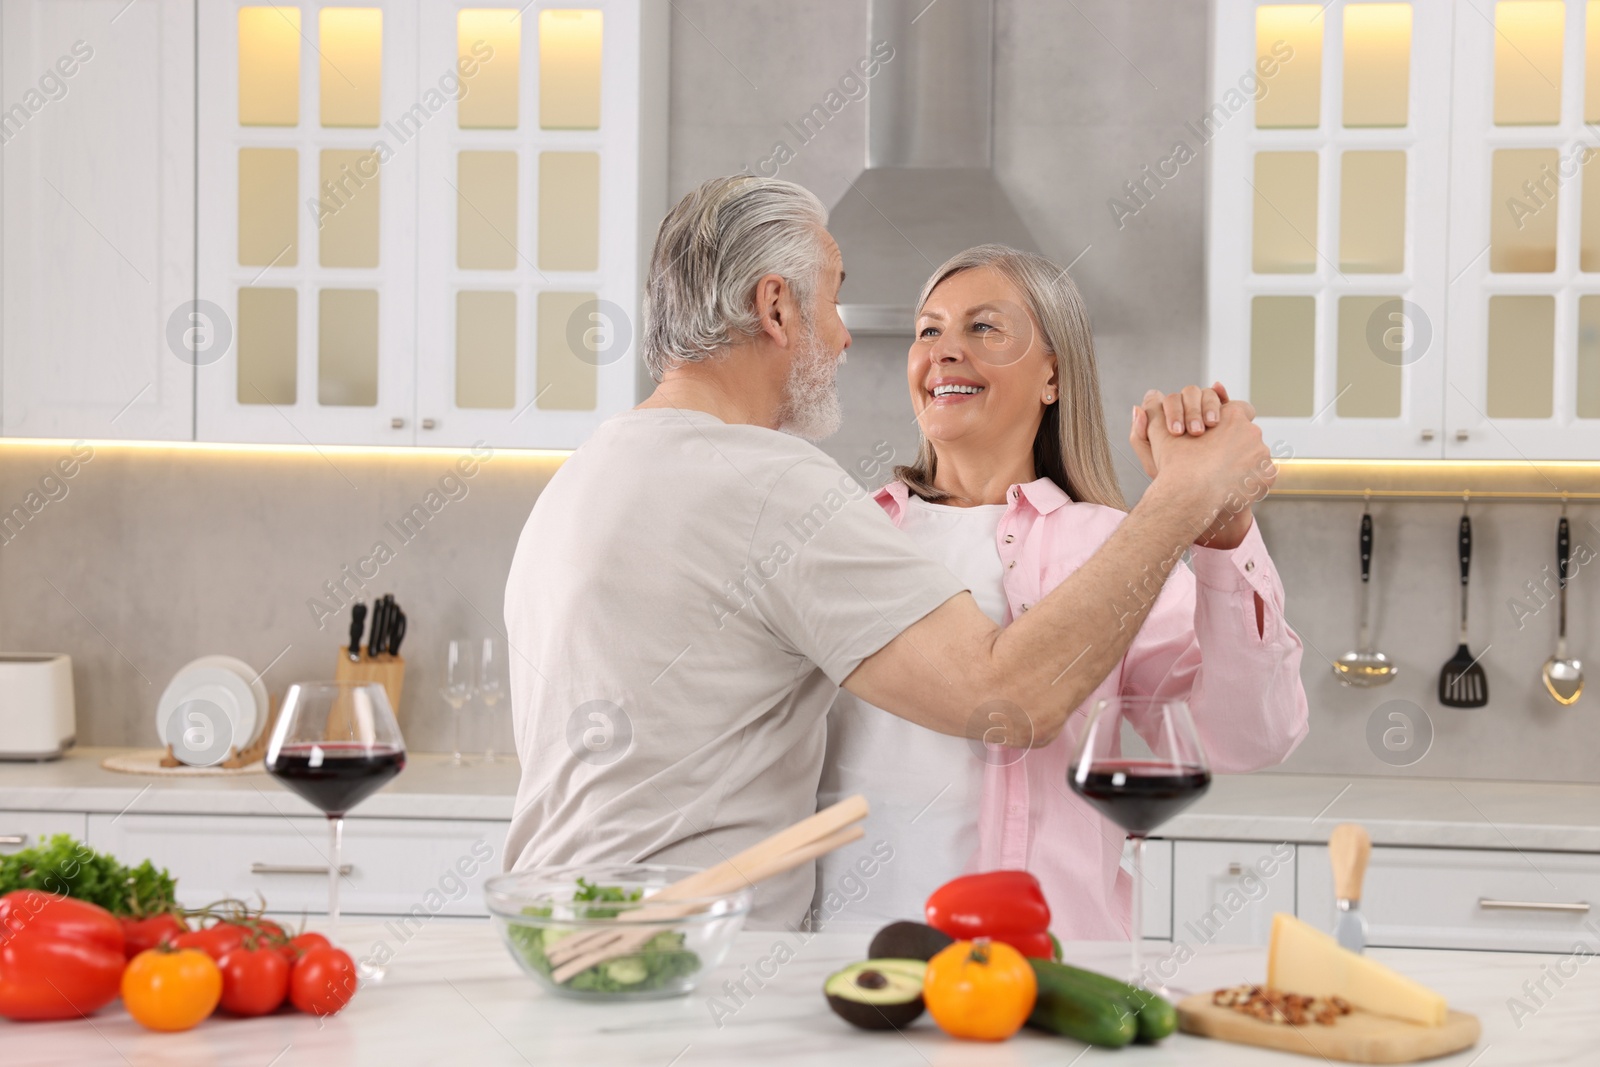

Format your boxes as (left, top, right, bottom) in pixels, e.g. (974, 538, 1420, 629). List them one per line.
(289, 946, 358, 1017)
(174, 919, 285, 962)
(119, 914, 187, 959)
(279, 931, 331, 966)
(122, 948, 223, 1032)
(217, 942, 290, 1017)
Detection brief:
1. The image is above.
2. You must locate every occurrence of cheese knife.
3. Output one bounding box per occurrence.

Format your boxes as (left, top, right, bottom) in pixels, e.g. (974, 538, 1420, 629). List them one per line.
(1329, 823, 1372, 953)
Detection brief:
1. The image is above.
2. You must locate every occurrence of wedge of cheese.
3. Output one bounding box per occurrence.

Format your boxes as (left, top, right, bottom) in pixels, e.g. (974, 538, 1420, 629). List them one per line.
(1266, 913, 1448, 1027)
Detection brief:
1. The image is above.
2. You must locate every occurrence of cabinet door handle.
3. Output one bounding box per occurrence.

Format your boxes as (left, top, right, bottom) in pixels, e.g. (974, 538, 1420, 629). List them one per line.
(1227, 862, 1243, 876)
(391, 417, 406, 429)
(251, 862, 353, 876)
(421, 418, 437, 430)
(0, 834, 27, 847)
(1478, 897, 1590, 914)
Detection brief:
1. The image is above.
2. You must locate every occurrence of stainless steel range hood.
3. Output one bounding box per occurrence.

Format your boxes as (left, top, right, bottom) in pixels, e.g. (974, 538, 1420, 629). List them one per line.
(831, 0, 1039, 335)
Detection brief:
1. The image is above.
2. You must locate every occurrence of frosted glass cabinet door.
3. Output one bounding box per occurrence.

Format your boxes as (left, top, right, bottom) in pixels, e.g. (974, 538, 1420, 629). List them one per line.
(0, 0, 196, 440)
(196, 1, 420, 445)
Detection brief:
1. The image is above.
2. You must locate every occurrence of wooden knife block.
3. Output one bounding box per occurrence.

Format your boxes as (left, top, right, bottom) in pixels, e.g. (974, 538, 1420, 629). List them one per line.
(335, 648, 406, 723)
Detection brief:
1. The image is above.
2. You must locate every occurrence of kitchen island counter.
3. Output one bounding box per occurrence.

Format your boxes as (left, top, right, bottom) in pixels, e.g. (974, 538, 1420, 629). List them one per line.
(0, 923, 1585, 1066)
(3, 751, 1599, 851)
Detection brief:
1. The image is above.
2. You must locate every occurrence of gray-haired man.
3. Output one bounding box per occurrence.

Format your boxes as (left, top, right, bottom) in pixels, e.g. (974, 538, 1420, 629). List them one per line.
(504, 175, 1270, 926)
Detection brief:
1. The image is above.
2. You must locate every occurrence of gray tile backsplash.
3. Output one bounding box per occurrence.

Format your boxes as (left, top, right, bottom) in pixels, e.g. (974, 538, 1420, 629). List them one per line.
(2, 2, 1592, 781)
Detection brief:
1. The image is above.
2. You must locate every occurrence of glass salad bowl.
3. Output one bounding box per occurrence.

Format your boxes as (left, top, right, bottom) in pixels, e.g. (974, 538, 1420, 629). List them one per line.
(485, 864, 753, 1000)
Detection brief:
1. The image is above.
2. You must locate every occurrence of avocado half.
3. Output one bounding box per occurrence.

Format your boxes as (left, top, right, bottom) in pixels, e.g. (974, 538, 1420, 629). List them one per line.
(823, 959, 927, 1030)
(867, 921, 954, 963)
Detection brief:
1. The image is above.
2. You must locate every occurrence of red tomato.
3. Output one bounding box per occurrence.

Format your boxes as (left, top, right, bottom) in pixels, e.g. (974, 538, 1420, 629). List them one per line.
(217, 943, 290, 1017)
(120, 914, 187, 959)
(173, 919, 284, 962)
(0, 891, 126, 1021)
(289, 946, 358, 1017)
(279, 931, 331, 966)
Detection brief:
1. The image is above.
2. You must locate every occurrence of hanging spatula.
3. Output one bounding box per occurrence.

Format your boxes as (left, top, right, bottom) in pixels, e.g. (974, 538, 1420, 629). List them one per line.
(1438, 510, 1488, 708)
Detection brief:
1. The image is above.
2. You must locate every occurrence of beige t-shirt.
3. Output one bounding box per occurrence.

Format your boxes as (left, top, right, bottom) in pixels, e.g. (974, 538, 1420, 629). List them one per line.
(502, 409, 966, 927)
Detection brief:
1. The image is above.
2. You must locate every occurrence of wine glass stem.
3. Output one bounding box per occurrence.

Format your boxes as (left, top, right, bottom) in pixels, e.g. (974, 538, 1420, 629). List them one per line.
(328, 815, 344, 941)
(1130, 834, 1146, 987)
(452, 704, 462, 764)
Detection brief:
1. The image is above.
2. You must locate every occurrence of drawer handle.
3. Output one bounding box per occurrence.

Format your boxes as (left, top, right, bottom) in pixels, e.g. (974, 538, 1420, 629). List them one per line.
(1478, 898, 1591, 914)
(0, 834, 27, 847)
(251, 863, 353, 876)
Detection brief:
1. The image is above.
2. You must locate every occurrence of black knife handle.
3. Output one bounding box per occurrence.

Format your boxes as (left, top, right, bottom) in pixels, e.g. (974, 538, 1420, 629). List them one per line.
(1558, 515, 1570, 587)
(1459, 515, 1472, 587)
(1359, 512, 1372, 584)
(349, 602, 367, 658)
(389, 611, 407, 656)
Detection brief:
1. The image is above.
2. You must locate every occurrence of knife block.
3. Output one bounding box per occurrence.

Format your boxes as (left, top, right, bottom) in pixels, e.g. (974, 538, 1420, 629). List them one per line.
(335, 648, 406, 719)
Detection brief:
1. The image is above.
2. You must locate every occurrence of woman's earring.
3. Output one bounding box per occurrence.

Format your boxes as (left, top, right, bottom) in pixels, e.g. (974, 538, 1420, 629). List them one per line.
(1044, 391, 1056, 404)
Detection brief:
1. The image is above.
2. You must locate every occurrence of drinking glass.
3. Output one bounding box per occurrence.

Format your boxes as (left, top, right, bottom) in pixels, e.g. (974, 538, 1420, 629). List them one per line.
(1068, 696, 1210, 992)
(477, 637, 506, 762)
(442, 639, 476, 765)
(265, 681, 407, 979)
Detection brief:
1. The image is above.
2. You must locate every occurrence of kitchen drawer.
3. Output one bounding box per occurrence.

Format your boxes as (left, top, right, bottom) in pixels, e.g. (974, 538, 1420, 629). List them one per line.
(1171, 840, 1297, 946)
(87, 814, 509, 918)
(1298, 845, 1600, 953)
(0, 810, 88, 854)
(1121, 838, 1174, 940)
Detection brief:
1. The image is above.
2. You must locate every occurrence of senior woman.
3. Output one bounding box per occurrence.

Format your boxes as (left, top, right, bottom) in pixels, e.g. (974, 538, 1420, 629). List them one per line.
(814, 245, 1309, 939)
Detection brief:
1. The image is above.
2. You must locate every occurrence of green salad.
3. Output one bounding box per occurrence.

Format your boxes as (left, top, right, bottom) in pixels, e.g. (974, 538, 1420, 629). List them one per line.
(508, 878, 702, 994)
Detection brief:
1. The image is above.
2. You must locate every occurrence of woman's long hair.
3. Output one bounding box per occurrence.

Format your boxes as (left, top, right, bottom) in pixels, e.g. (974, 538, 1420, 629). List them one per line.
(895, 245, 1128, 511)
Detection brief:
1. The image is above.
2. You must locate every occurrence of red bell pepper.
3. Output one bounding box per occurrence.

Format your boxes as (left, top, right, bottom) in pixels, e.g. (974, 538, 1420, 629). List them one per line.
(925, 870, 1055, 959)
(0, 890, 126, 1020)
(119, 912, 188, 959)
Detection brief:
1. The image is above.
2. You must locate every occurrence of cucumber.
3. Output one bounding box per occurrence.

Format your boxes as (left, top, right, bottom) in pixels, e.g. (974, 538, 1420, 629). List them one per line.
(1033, 959, 1178, 1044)
(1026, 959, 1138, 1048)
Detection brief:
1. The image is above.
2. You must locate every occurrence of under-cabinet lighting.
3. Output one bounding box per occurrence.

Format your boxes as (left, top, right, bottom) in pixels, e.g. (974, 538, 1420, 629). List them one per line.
(0, 438, 571, 462)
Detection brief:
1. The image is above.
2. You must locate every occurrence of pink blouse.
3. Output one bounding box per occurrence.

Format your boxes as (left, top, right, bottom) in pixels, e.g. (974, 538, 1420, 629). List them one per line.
(874, 477, 1309, 940)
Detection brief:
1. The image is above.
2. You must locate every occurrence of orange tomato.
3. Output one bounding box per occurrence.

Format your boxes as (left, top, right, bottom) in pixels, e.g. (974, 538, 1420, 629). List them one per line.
(923, 937, 1038, 1042)
(121, 948, 223, 1032)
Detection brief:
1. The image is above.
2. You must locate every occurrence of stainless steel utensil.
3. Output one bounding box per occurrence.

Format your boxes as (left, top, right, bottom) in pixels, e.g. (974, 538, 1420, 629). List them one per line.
(1542, 514, 1584, 706)
(1334, 509, 1398, 687)
(1329, 823, 1371, 953)
(1439, 510, 1488, 708)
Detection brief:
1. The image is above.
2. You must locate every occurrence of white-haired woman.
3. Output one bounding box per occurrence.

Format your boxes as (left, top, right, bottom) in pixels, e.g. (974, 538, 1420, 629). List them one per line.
(814, 246, 1309, 940)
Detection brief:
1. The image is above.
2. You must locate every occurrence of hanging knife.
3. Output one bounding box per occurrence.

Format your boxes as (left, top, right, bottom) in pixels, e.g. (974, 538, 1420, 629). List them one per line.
(348, 602, 367, 662)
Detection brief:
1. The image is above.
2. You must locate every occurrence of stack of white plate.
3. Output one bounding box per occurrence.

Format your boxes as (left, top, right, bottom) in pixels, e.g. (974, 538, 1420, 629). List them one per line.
(155, 655, 268, 760)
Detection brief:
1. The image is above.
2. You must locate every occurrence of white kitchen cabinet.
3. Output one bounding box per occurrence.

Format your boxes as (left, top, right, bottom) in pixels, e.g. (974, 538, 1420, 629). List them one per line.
(1170, 840, 1297, 946)
(88, 812, 509, 917)
(0, 810, 88, 853)
(1208, 0, 1600, 460)
(195, 0, 667, 448)
(1299, 843, 1600, 953)
(0, 0, 195, 440)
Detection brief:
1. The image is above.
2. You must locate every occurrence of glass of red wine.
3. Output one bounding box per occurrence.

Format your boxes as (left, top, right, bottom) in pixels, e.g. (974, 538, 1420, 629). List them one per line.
(1068, 696, 1210, 991)
(265, 681, 406, 978)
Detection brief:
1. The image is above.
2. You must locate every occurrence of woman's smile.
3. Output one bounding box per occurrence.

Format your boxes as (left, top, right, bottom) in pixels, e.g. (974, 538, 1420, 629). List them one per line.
(926, 376, 988, 404)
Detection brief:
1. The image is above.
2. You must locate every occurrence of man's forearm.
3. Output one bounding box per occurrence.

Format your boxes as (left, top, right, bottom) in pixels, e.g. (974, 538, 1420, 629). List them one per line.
(985, 478, 1210, 743)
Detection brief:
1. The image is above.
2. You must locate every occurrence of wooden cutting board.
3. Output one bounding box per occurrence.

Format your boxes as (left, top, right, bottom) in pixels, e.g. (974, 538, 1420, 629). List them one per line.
(1177, 994, 1480, 1064)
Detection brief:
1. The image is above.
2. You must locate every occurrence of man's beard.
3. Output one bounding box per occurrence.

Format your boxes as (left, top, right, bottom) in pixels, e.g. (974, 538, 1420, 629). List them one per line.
(777, 319, 843, 441)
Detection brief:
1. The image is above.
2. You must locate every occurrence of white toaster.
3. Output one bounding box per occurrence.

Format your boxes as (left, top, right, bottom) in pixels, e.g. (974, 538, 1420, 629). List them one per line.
(0, 654, 76, 760)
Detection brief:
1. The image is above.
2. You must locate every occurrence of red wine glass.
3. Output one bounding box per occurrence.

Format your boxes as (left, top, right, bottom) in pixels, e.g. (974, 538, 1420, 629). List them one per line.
(266, 681, 406, 977)
(1068, 696, 1210, 991)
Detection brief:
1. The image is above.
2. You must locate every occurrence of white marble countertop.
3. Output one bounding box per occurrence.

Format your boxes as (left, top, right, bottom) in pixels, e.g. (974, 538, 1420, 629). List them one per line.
(0, 748, 522, 821)
(3, 751, 1599, 852)
(2, 922, 1589, 1066)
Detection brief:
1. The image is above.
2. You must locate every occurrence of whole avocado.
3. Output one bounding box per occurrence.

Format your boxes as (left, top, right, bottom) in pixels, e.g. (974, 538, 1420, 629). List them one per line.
(867, 921, 954, 963)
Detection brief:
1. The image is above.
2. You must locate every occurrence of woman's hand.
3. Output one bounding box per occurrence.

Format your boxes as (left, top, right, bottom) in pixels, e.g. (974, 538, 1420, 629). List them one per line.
(1127, 381, 1230, 479)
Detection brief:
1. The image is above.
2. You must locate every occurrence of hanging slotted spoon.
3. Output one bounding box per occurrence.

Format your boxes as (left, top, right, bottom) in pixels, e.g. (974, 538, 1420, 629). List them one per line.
(1542, 513, 1583, 706)
(1438, 509, 1488, 708)
(1334, 508, 1397, 687)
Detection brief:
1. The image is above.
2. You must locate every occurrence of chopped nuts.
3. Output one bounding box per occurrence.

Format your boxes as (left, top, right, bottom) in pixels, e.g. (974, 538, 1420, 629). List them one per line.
(1209, 985, 1354, 1027)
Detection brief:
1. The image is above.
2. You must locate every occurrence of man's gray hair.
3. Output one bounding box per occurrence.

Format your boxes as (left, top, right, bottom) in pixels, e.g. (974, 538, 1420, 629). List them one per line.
(640, 175, 830, 381)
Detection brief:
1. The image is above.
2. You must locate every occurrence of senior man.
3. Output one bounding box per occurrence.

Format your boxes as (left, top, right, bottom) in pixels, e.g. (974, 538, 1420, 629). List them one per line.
(504, 175, 1273, 927)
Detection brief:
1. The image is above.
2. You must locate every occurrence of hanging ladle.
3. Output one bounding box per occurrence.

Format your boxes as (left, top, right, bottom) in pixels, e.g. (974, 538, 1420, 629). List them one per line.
(1541, 507, 1583, 706)
(1334, 499, 1398, 687)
